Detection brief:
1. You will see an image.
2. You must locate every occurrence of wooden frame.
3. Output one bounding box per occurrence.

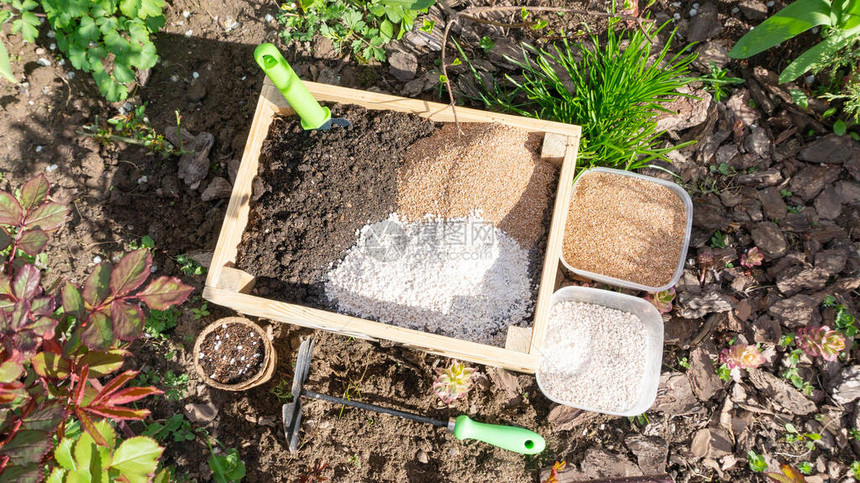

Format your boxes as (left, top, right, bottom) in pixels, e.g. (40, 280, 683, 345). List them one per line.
(203, 79, 581, 373)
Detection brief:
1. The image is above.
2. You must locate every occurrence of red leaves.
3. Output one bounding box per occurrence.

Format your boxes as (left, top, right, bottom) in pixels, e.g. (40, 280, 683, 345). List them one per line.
(766, 465, 807, 483)
(16, 228, 47, 256)
(83, 262, 112, 307)
(72, 367, 162, 446)
(0, 298, 59, 362)
(62, 282, 85, 322)
(110, 249, 152, 296)
(12, 264, 42, 300)
(22, 203, 67, 232)
(110, 301, 144, 341)
(138, 276, 194, 310)
(19, 175, 50, 212)
(76, 250, 193, 350)
(0, 191, 23, 225)
(80, 311, 115, 350)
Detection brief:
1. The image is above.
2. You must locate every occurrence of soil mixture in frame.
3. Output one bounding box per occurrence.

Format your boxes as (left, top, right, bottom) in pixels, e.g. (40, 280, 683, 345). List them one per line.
(197, 322, 267, 385)
(236, 104, 437, 306)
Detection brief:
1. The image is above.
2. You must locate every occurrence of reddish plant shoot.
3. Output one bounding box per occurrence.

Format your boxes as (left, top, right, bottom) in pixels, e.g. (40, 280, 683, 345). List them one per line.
(741, 247, 764, 268)
(543, 461, 567, 483)
(432, 361, 477, 404)
(644, 288, 676, 314)
(797, 326, 846, 361)
(765, 464, 807, 483)
(0, 176, 193, 480)
(720, 344, 766, 369)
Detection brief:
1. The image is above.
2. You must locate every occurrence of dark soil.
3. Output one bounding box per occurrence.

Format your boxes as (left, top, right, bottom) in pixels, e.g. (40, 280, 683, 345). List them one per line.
(198, 323, 266, 385)
(236, 105, 436, 306)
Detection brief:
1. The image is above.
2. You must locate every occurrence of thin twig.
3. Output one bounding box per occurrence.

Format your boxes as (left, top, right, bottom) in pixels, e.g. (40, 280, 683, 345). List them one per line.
(439, 18, 463, 135)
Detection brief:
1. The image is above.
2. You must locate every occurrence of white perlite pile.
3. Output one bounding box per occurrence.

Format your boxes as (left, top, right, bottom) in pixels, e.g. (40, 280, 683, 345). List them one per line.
(325, 213, 533, 345)
(539, 301, 647, 413)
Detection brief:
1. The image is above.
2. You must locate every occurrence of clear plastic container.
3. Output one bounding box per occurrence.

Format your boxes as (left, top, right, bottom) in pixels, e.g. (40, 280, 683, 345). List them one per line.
(561, 167, 693, 293)
(535, 286, 664, 417)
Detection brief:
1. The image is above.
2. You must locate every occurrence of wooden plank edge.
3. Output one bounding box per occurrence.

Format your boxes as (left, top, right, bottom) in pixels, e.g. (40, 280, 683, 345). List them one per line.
(529, 134, 580, 357)
(202, 286, 541, 373)
(261, 78, 582, 139)
(206, 87, 277, 289)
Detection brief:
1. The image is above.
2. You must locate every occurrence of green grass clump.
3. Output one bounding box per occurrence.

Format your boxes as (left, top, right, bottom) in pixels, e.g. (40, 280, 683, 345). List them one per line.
(469, 19, 697, 170)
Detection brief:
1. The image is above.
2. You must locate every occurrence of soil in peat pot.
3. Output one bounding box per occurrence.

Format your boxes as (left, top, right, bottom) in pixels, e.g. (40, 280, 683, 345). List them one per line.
(198, 323, 267, 384)
(236, 104, 436, 305)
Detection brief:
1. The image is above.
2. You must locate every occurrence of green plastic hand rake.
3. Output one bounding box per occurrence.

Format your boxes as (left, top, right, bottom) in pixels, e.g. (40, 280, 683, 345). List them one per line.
(253, 43, 351, 131)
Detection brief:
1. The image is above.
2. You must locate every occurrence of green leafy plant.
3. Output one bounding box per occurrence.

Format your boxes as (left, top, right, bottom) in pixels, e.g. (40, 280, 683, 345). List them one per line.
(796, 325, 847, 360)
(728, 0, 860, 84)
(271, 378, 293, 403)
(432, 360, 476, 404)
(677, 357, 690, 370)
(781, 348, 815, 395)
(0, 175, 193, 480)
(136, 369, 188, 401)
(129, 235, 155, 251)
(192, 301, 211, 320)
(177, 254, 207, 276)
(710, 230, 727, 248)
(208, 445, 246, 483)
(145, 306, 180, 339)
(796, 461, 813, 475)
(710, 162, 737, 176)
(748, 450, 768, 472)
(0, 7, 22, 83)
(784, 423, 822, 450)
(822, 75, 860, 123)
(852, 460, 860, 478)
(142, 414, 196, 443)
(479, 35, 495, 52)
(701, 62, 744, 102)
(80, 105, 189, 158)
(278, 0, 433, 63)
(716, 362, 732, 382)
(48, 420, 166, 482)
(470, 19, 696, 170)
(0, 0, 166, 101)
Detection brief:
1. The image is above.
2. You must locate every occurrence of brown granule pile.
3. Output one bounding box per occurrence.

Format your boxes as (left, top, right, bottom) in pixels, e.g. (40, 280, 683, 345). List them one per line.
(562, 172, 686, 288)
(396, 123, 556, 249)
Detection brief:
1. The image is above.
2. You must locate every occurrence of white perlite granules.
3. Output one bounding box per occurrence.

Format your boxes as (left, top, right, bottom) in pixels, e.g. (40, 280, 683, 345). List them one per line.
(539, 301, 647, 413)
(325, 213, 533, 345)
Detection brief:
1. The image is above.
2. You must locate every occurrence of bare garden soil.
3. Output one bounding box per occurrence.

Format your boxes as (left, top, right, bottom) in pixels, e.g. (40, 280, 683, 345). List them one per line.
(1, 0, 859, 481)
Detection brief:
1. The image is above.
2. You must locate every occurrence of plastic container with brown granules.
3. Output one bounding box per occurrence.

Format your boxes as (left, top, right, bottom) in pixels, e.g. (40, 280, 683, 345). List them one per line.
(561, 168, 692, 291)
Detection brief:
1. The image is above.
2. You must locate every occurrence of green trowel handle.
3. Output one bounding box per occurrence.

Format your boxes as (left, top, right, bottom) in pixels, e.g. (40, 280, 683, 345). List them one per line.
(254, 43, 330, 130)
(451, 415, 545, 455)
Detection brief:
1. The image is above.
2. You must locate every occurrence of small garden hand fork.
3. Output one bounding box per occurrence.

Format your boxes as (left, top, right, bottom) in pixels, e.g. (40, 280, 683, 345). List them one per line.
(254, 43, 351, 131)
(282, 338, 546, 455)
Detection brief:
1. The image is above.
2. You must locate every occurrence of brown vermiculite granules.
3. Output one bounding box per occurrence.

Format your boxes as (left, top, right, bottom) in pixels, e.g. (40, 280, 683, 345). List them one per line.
(397, 123, 556, 249)
(562, 172, 686, 287)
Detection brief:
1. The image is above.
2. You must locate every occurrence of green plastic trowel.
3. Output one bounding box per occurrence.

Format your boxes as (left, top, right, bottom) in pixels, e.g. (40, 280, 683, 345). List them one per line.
(284, 338, 546, 455)
(253, 43, 351, 131)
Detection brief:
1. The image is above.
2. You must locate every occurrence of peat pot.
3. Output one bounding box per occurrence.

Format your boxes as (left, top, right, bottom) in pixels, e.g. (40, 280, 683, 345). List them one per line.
(193, 317, 277, 391)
